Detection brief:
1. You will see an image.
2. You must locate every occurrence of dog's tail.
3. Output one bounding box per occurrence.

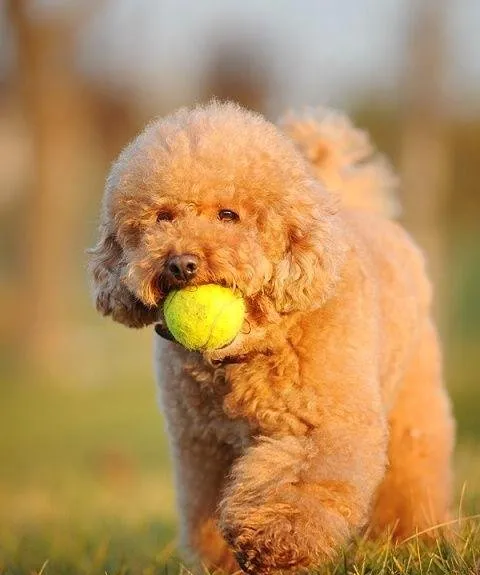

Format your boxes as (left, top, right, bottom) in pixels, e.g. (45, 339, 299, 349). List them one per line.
(279, 107, 400, 218)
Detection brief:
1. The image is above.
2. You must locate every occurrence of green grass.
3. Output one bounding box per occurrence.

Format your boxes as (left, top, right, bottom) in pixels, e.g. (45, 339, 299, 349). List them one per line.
(2, 524, 480, 575)
(0, 380, 179, 574)
(0, 377, 479, 574)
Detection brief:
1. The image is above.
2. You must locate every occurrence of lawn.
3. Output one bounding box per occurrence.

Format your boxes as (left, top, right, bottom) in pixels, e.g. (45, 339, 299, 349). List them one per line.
(0, 367, 479, 574)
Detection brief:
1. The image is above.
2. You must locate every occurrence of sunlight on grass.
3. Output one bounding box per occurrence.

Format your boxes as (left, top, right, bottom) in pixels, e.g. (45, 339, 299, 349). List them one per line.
(324, 522, 480, 575)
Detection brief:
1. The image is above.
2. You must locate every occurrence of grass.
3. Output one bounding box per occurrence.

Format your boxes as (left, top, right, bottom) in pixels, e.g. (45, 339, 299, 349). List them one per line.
(0, 375, 479, 575)
(0, 378, 179, 574)
(2, 523, 480, 575)
(325, 527, 480, 575)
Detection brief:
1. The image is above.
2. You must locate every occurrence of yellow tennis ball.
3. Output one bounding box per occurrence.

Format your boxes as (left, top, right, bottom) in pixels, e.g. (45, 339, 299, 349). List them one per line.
(163, 284, 245, 351)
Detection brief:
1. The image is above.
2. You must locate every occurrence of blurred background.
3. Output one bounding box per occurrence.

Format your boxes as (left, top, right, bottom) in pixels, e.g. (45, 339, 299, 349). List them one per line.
(0, 0, 479, 572)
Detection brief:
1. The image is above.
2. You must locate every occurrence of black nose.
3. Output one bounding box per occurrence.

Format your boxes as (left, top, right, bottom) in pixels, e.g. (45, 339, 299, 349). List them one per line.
(165, 254, 199, 282)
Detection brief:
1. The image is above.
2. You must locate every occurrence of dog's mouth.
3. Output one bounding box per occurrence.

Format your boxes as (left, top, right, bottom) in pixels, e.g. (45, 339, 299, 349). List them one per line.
(156, 268, 235, 298)
(156, 273, 190, 297)
(153, 278, 252, 364)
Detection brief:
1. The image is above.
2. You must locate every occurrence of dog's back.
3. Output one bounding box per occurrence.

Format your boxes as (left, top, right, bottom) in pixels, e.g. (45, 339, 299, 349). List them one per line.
(279, 107, 399, 218)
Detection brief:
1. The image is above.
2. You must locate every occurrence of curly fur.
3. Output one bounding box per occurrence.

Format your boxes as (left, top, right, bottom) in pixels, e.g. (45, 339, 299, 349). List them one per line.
(89, 101, 455, 574)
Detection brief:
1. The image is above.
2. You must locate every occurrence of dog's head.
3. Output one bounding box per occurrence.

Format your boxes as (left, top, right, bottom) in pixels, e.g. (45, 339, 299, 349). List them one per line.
(88, 102, 346, 333)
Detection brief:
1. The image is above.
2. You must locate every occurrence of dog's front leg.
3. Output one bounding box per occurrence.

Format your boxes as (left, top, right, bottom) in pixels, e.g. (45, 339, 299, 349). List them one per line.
(156, 342, 240, 574)
(219, 384, 388, 574)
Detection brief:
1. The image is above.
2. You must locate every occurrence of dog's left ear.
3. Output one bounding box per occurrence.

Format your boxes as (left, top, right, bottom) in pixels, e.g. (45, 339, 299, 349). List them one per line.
(88, 226, 158, 328)
(270, 186, 347, 313)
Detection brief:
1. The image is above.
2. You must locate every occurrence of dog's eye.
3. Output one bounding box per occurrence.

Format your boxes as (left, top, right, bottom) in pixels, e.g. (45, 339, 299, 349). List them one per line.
(218, 209, 239, 222)
(157, 210, 174, 223)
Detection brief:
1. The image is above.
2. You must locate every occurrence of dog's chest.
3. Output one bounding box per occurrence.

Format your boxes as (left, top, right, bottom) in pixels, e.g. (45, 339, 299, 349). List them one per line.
(186, 353, 315, 440)
(181, 361, 254, 451)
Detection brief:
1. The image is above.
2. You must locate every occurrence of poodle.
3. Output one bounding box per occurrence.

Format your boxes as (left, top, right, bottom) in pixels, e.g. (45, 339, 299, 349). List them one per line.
(89, 102, 455, 574)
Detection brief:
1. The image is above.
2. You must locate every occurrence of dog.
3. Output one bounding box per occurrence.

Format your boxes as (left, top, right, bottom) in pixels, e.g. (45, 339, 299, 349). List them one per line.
(89, 102, 455, 574)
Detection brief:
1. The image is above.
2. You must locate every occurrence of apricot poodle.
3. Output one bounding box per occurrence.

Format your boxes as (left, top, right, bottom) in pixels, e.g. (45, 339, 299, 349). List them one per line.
(89, 102, 455, 574)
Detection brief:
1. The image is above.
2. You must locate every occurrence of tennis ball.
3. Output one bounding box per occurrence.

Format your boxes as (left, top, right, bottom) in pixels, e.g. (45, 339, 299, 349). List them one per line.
(163, 284, 245, 351)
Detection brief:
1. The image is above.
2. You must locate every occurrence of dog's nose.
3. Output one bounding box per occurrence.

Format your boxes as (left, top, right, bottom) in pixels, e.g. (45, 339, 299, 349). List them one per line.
(165, 254, 199, 282)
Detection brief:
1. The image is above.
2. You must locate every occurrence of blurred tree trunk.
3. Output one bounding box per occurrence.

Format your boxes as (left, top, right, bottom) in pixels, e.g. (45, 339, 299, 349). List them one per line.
(201, 37, 272, 114)
(400, 0, 451, 333)
(8, 1, 93, 378)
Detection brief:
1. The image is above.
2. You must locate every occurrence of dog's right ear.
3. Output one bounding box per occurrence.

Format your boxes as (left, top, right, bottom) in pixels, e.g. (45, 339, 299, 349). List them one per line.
(88, 228, 157, 328)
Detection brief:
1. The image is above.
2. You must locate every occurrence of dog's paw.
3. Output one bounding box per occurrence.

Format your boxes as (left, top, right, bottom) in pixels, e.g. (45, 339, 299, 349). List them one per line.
(221, 498, 352, 575)
(223, 516, 315, 575)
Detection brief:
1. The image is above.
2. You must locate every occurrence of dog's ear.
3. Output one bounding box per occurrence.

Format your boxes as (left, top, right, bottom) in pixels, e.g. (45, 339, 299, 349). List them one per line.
(88, 228, 157, 328)
(270, 187, 347, 313)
